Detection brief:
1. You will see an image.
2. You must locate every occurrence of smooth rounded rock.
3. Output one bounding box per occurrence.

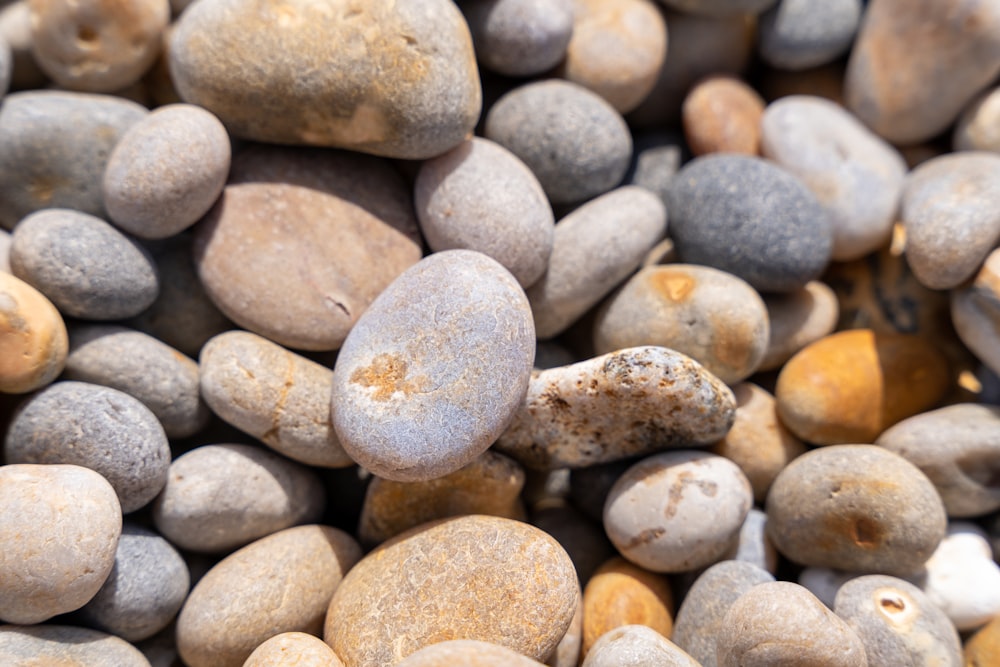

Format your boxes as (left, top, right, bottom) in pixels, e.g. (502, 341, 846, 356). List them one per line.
(952, 248, 1000, 376)
(954, 86, 1000, 152)
(965, 613, 1000, 666)
(799, 567, 857, 608)
(244, 632, 345, 667)
(682, 75, 765, 156)
(0, 1, 46, 90)
(331, 250, 535, 483)
(582, 625, 700, 667)
(0, 270, 67, 394)
(531, 504, 616, 586)
(0, 624, 150, 666)
(917, 523, 1000, 632)
(0, 464, 122, 624)
(759, 280, 839, 371)
(4, 381, 170, 512)
(397, 640, 546, 667)
(758, 0, 862, 70)
(463, 0, 574, 77)
(0, 34, 9, 96)
(729, 507, 779, 574)
(657, 0, 776, 15)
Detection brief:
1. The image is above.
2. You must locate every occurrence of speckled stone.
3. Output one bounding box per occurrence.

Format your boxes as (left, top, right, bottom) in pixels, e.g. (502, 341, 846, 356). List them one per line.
(152, 443, 326, 553)
(682, 76, 765, 156)
(845, 0, 1000, 145)
(194, 145, 421, 351)
(717, 582, 867, 666)
(0, 90, 146, 229)
(324, 515, 578, 666)
(766, 445, 947, 576)
(103, 104, 230, 240)
(331, 250, 534, 482)
(761, 95, 907, 261)
(954, 86, 1000, 152)
(200, 331, 352, 468)
(593, 264, 770, 385)
(463, 0, 574, 77)
(758, 0, 861, 70)
(0, 624, 150, 666)
(244, 632, 345, 667)
(496, 346, 736, 470)
(582, 625, 700, 667)
(834, 574, 962, 666)
(484, 79, 633, 204)
(759, 280, 839, 371)
(170, 0, 480, 159)
(0, 464, 122, 624)
(177, 525, 362, 667)
(415, 137, 554, 288)
(531, 504, 616, 586)
(952, 248, 1000, 376)
(667, 153, 832, 293)
(965, 613, 1000, 666)
(901, 151, 1000, 290)
(0, 270, 67, 393)
(4, 381, 170, 512)
(397, 640, 546, 667)
(918, 523, 1000, 632)
(527, 186, 667, 339)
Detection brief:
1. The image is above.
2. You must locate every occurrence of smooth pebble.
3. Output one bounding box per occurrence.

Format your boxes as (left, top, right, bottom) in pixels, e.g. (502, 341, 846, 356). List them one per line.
(462, 0, 574, 77)
(397, 639, 546, 667)
(953, 86, 1000, 152)
(0, 270, 67, 393)
(682, 75, 764, 156)
(916, 523, 1000, 632)
(0, 624, 150, 666)
(951, 247, 1000, 377)
(759, 280, 839, 371)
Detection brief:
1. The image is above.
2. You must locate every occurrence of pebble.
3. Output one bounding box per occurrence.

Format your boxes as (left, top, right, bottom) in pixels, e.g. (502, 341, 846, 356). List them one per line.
(798, 567, 856, 608)
(531, 504, 616, 585)
(495, 346, 737, 470)
(170, 0, 480, 159)
(559, 0, 668, 114)
(0, 34, 9, 96)
(549, 593, 584, 667)
(710, 382, 806, 503)
(0, 624, 150, 666)
(833, 574, 963, 666)
(4, 381, 170, 512)
(0, 270, 67, 393)
(965, 613, 1000, 666)
(604, 451, 753, 573)
(332, 250, 534, 482)
(766, 445, 947, 577)
(0, 464, 121, 624)
(717, 581, 868, 666)
(65, 323, 209, 439)
(484, 79, 633, 204)
(900, 151, 1000, 290)
(76, 523, 190, 642)
(757, 0, 862, 71)
(0, 90, 146, 229)
(775, 329, 950, 445)
(760, 95, 907, 262)
(397, 639, 546, 667)
(916, 523, 1000, 632)
(103, 103, 231, 240)
(953, 86, 1000, 152)
(0, 229, 9, 271)
(243, 632, 345, 667)
(527, 186, 667, 338)
(152, 443, 326, 553)
(414, 137, 554, 288)
(462, 0, 574, 77)
(9, 208, 159, 320)
(952, 247, 1000, 377)
(667, 153, 832, 293)
(729, 508, 779, 574)
(876, 404, 1000, 518)
(324, 515, 578, 666)
(199, 330, 353, 468)
(593, 264, 770, 385)
(177, 525, 361, 667)
(625, 131, 685, 205)
(845, 0, 1000, 145)
(681, 76, 765, 156)
(29, 0, 168, 92)
(582, 625, 700, 667)
(759, 280, 839, 371)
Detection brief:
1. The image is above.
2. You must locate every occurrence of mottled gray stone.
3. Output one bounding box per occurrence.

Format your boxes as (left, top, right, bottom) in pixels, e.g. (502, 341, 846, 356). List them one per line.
(582, 625, 700, 667)
(758, 0, 862, 70)
(463, 0, 574, 77)
(0, 624, 150, 666)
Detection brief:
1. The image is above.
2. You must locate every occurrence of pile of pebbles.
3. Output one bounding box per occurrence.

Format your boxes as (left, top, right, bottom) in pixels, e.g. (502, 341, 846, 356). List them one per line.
(3, 0, 1000, 665)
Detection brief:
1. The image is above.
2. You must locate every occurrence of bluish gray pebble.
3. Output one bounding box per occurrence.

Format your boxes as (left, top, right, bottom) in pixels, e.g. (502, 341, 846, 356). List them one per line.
(758, 0, 862, 71)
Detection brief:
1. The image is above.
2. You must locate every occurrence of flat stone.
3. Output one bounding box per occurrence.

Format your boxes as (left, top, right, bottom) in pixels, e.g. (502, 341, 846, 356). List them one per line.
(582, 625, 700, 667)
(952, 248, 1000, 376)
(0, 270, 67, 393)
(682, 75, 765, 156)
(758, 0, 861, 70)
(244, 632, 345, 667)
(759, 280, 839, 371)
(0, 624, 149, 666)
(397, 640, 546, 667)
(463, 0, 574, 77)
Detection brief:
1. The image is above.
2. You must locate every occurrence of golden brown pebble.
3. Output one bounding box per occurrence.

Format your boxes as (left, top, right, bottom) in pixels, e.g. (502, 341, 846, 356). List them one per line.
(0, 270, 67, 394)
(682, 75, 765, 156)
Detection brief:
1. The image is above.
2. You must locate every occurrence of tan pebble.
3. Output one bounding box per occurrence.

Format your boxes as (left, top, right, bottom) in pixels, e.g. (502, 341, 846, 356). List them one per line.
(243, 632, 344, 667)
(759, 280, 839, 371)
(582, 625, 699, 667)
(0, 270, 67, 393)
(682, 75, 765, 156)
(396, 639, 547, 666)
(965, 613, 1000, 665)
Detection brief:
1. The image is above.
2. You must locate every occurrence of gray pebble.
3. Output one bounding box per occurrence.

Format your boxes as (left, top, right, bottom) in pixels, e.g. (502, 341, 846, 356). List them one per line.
(758, 0, 862, 71)
(952, 247, 1000, 377)
(0, 34, 9, 97)
(463, 0, 574, 77)
(9, 208, 159, 320)
(759, 280, 839, 371)
(667, 153, 832, 293)
(624, 131, 685, 206)
(4, 381, 170, 513)
(0, 624, 150, 666)
(582, 625, 700, 667)
(485, 79, 633, 204)
(729, 508, 779, 574)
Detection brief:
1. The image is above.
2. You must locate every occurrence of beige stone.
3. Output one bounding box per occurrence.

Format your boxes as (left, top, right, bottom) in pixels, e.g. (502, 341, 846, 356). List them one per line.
(243, 632, 345, 667)
(0, 270, 67, 393)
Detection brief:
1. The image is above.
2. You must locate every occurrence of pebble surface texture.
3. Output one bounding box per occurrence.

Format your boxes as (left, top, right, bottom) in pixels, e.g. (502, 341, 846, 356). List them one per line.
(952, 248, 1000, 377)
(495, 346, 737, 470)
(759, 280, 839, 371)
(170, 0, 481, 159)
(177, 525, 361, 667)
(462, 0, 574, 77)
(758, 0, 861, 70)
(331, 250, 535, 482)
(0, 464, 122, 624)
(0, 624, 151, 666)
(0, 270, 67, 393)
(243, 632, 346, 667)
(396, 639, 546, 666)
(581, 625, 701, 667)
(324, 515, 578, 666)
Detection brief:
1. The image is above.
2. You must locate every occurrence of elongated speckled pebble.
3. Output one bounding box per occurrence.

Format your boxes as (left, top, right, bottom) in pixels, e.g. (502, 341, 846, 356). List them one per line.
(0, 624, 150, 666)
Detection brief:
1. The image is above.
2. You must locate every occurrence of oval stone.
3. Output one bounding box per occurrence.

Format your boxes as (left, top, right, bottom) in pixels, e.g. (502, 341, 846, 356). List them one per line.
(331, 250, 535, 483)
(463, 0, 574, 77)
(758, 0, 861, 70)
(0, 624, 149, 666)
(244, 633, 346, 667)
(0, 270, 67, 393)
(682, 75, 765, 156)
(952, 248, 1000, 376)
(759, 280, 839, 371)
(965, 612, 1000, 664)
(324, 515, 578, 666)
(919, 524, 1000, 632)
(582, 626, 700, 667)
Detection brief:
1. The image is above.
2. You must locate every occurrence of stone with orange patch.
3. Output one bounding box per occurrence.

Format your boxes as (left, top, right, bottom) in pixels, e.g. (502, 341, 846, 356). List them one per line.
(0, 270, 67, 394)
(682, 75, 764, 156)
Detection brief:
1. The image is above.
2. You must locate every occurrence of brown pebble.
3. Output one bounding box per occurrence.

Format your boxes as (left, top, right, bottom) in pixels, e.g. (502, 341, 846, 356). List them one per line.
(682, 75, 765, 156)
(0, 270, 67, 394)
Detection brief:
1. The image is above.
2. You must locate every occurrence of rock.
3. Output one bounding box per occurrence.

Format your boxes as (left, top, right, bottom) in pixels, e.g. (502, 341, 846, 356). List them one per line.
(549, 588, 583, 667)
(324, 515, 578, 666)
(194, 145, 421, 351)
(682, 75, 765, 156)
(0, 624, 150, 666)
(484, 79, 632, 204)
(582, 625, 700, 667)
(730, 508, 779, 574)
(531, 504, 616, 585)
(0, 229, 9, 271)
(759, 280, 839, 371)
(593, 264, 770, 385)
(177, 525, 361, 667)
(4, 381, 170, 512)
(462, 0, 574, 77)
(758, 0, 862, 70)
(243, 632, 345, 667)
(397, 640, 546, 667)
(965, 613, 1000, 666)
(414, 137, 554, 288)
(495, 346, 736, 470)
(0, 270, 67, 393)
(798, 567, 857, 608)
(916, 523, 1000, 632)
(199, 331, 352, 468)
(170, 0, 480, 159)
(667, 153, 832, 293)
(845, 0, 1000, 145)
(952, 248, 1000, 376)
(953, 86, 1000, 152)
(0, 2, 46, 90)
(0, 464, 122, 624)
(152, 443, 326, 553)
(766, 445, 947, 576)
(331, 250, 534, 482)
(761, 95, 907, 261)
(0, 34, 9, 96)
(103, 103, 230, 240)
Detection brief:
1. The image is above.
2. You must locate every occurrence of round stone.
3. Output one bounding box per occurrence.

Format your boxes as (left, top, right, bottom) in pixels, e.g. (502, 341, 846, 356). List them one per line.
(0, 270, 67, 393)
(0, 624, 149, 666)
(954, 86, 1000, 152)
(582, 625, 700, 667)
(4, 381, 170, 513)
(244, 633, 346, 667)
(965, 613, 1000, 665)
(0, 464, 122, 624)
(331, 250, 535, 483)
(952, 248, 1000, 376)
(758, 0, 862, 70)
(0, 34, 10, 96)
(765, 445, 947, 576)
(918, 523, 1000, 632)
(462, 0, 574, 77)
(397, 640, 546, 667)
(682, 75, 765, 156)
(758, 280, 839, 371)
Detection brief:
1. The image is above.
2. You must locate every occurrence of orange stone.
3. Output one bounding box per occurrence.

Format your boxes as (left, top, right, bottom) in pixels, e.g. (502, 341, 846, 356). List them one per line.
(965, 612, 1000, 666)
(682, 75, 764, 156)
